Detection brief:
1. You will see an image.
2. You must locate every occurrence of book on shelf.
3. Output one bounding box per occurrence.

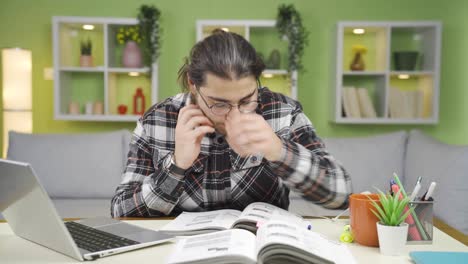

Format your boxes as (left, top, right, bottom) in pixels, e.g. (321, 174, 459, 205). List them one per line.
(341, 86, 361, 118)
(342, 86, 377, 118)
(167, 220, 356, 264)
(160, 202, 305, 235)
(389, 87, 424, 119)
(356, 87, 377, 118)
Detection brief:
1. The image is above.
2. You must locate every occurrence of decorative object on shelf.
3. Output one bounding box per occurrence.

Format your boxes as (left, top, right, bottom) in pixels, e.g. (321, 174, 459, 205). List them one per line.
(276, 4, 309, 72)
(350, 45, 367, 71)
(68, 102, 80, 114)
(85, 102, 93, 115)
(133, 87, 146, 115)
(92, 101, 104, 115)
(117, 104, 128, 115)
(79, 39, 93, 67)
(393, 51, 419, 71)
(137, 5, 162, 69)
(117, 26, 143, 68)
(265, 49, 281, 69)
(368, 187, 413, 255)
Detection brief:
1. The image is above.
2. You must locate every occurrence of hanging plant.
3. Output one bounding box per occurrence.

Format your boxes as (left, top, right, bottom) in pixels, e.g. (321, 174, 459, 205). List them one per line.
(137, 5, 162, 69)
(276, 4, 309, 72)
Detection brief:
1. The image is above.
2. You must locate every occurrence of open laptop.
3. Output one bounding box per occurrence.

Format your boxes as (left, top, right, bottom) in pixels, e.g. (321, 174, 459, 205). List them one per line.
(0, 159, 174, 261)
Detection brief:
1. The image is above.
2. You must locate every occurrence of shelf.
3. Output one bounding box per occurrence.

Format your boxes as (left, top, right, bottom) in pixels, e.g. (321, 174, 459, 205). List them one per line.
(60, 66, 105, 72)
(53, 16, 159, 122)
(343, 71, 386, 76)
(263, 69, 288, 75)
(55, 114, 141, 122)
(390, 71, 434, 76)
(333, 21, 441, 124)
(334, 117, 438, 124)
(108, 67, 150, 73)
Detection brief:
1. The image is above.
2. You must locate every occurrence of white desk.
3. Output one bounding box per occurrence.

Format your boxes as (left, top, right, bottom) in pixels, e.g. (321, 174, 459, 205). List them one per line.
(0, 219, 466, 263)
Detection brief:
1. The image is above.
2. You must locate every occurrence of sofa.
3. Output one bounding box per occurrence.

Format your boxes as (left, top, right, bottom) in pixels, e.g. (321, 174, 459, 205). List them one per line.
(3, 129, 467, 235)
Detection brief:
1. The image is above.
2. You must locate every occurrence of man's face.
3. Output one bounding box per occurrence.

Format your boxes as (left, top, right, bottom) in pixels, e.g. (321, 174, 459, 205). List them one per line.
(190, 73, 258, 135)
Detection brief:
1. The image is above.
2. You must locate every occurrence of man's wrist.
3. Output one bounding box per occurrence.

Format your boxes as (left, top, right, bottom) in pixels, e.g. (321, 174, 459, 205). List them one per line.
(167, 153, 187, 175)
(264, 137, 284, 161)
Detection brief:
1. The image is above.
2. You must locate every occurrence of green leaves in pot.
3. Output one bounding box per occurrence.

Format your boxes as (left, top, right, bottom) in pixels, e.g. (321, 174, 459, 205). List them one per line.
(367, 188, 413, 226)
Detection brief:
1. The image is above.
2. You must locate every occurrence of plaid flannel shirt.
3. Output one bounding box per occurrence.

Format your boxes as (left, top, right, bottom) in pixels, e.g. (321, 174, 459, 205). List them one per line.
(111, 88, 352, 217)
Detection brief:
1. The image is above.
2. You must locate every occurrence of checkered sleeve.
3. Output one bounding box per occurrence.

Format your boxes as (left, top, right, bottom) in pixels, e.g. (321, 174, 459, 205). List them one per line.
(270, 104, 352, 209)
(110, 120, 185, 217)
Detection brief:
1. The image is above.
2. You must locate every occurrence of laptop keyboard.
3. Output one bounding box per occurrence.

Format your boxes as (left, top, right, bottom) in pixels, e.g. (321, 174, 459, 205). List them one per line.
(65, 221, 139, 253)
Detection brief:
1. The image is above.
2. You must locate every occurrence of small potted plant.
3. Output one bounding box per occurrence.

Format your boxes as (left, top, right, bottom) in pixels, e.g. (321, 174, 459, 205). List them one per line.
(368, 189, 413, 255)
(80, 38, 93, 67)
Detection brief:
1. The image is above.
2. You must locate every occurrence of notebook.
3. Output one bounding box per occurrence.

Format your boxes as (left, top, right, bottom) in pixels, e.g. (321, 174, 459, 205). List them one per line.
(410, 251, 468, 264)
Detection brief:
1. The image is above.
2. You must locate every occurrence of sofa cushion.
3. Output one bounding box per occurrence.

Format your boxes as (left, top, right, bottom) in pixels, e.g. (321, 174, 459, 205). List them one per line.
(405, 130, 468, 235)
(52, 199, 111, 218)
(7, 130, 129, 199)
(322, 131, 407, 194)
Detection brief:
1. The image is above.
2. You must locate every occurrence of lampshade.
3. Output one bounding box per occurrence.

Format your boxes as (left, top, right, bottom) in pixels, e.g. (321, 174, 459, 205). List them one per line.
(2, 48, 32, 110)
(2, 48, 32, 157)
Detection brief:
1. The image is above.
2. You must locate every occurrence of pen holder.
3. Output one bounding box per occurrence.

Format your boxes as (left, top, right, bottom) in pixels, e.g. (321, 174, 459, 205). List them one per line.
(406, 200, 434, 244)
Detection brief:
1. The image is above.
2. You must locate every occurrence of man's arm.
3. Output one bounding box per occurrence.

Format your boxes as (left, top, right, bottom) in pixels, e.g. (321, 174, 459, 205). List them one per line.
(270, 104, 352, 209)
(110, 121, 185, 217)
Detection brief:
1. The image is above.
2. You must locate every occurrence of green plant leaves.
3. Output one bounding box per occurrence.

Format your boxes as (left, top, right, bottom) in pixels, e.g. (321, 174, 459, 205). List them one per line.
(276, 4, 308, 72)
(366, 188, 413, 226)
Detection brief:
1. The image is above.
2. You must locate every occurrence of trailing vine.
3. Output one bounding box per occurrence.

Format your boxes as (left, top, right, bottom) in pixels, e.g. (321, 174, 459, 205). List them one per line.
(276, 4, 309, 72)
(137, 5, 162, 69)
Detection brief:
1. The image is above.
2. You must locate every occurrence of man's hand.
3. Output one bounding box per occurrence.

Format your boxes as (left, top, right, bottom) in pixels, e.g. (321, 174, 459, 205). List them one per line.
(174, 104, 215, 169)
(225, 109, 282, 161)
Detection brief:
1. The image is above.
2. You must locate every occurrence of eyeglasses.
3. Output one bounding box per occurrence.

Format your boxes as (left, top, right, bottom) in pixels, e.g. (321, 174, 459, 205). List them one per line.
(195, 82, 261, 116)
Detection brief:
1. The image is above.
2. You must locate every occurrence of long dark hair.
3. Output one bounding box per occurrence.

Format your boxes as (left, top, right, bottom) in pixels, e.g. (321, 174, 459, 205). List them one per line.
(178, 29, 265, 91)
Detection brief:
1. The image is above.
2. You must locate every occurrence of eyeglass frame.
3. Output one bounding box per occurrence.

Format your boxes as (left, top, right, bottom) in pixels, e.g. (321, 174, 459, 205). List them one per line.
(194, 79, 262, 116)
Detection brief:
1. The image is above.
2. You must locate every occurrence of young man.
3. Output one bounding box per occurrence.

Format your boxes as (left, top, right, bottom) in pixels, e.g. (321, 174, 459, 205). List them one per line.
(111, 31, 352, 217)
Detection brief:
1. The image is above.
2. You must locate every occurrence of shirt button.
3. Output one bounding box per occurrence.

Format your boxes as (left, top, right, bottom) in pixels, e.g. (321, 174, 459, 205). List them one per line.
(250, 156, 258, 163)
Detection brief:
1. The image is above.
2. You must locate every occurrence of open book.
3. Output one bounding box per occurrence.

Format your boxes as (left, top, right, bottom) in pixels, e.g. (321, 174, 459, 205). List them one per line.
(167, 220, 356, 264)
(160, 202, 305, 235)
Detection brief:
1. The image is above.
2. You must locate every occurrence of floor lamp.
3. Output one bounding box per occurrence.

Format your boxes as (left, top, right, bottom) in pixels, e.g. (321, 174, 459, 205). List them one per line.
(2, 48, 32, 157)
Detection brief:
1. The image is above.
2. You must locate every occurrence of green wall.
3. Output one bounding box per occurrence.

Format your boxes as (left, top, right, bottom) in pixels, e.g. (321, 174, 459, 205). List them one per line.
(1, 0, 468, 154)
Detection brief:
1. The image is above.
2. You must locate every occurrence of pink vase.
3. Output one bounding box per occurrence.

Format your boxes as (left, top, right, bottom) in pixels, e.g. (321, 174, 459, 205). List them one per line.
(122, 41, 142, 68)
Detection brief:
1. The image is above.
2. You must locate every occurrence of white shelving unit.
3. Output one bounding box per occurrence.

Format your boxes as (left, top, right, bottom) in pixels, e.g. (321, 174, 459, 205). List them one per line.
(196, 20, 297, 99)
(332, 21, 442, 124)
(52, 16, 158, 122)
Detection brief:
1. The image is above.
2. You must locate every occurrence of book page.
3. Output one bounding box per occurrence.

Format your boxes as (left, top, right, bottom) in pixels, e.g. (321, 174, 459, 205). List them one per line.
(234, 202, 305, 227)
(160, 209, 241, 234)
(166, 229, 257, 264)
(256, 220, 356, 264)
